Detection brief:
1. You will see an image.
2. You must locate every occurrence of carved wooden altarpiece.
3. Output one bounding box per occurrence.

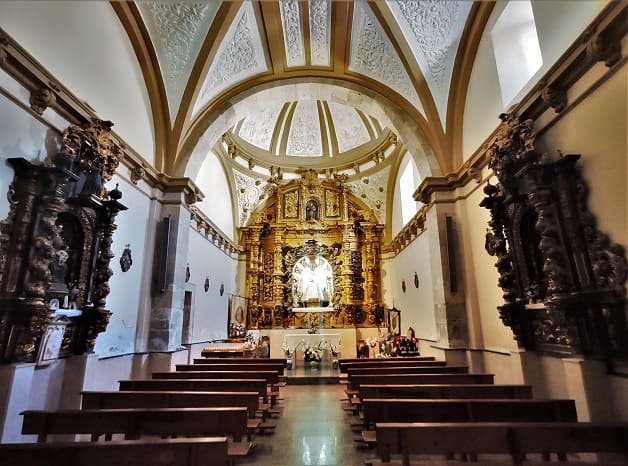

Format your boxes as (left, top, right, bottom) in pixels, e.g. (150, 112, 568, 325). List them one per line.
(481, 113, 627, 363)
(241, 170, 384, 330)
(0, 120, 127, 363)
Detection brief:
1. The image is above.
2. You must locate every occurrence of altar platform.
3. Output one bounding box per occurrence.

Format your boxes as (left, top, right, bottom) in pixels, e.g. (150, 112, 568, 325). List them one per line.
(284, 363, 341, 385)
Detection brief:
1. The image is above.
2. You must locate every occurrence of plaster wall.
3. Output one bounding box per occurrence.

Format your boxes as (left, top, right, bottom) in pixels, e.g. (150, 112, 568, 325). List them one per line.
(462, 0, 605, 162)
(0, 91, 53, 219)
(381, 231, 437, 341)
(536, 65, 627, 251)
(194, 150, 236, 240)
(186, 228, 237, 343)
(93, 173, 153, 357)
(0, 2, 155, 165)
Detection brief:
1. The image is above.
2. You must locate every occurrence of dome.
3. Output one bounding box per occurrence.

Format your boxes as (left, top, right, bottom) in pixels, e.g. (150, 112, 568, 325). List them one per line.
(226, 99, 395, 172)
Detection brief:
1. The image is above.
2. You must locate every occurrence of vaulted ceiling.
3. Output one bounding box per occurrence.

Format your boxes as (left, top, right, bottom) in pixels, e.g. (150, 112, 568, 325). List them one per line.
(113, 0, 493, 179)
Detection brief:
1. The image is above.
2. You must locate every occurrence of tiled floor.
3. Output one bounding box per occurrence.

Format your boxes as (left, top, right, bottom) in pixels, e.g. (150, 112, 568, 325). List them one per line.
(238, 384, 373, 466)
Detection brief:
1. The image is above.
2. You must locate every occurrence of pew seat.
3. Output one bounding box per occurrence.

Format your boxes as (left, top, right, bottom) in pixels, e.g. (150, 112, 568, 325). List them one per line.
(0, 437, 229, 466)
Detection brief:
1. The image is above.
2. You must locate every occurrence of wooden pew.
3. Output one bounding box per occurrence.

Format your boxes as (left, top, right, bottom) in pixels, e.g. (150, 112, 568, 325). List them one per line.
(81, 390, 262, 438)
(21, 407, 252, 457)
(177, 363, 285, 375)
(200, 349, 244, 358)
(0, 437, 229, 466)
(339, 357, 436, 372)
(194, 358, 287, 367)
(81, 390, 259, 418)
(347, 366, 469, 376)
(118, 378, 270, 404)
(362, 399, 577, 429)
(359, 384, 533, 401)
(350, 384, 533, 414)
(372, 422, 628, 466)
(152, 370, 280, 385)
(347, 373, 495, 395)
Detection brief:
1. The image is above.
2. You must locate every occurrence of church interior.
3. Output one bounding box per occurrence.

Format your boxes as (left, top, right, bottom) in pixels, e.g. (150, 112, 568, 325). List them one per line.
(0, 1, 626, 464)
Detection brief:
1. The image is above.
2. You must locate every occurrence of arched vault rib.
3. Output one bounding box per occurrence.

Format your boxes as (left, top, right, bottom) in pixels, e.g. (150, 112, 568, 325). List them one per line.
(174, 77, 442, 181)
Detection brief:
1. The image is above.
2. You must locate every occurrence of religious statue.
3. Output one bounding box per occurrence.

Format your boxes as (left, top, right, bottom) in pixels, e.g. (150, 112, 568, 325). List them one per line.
(305, 199, 319, 221)
(49, 248, 69, 285)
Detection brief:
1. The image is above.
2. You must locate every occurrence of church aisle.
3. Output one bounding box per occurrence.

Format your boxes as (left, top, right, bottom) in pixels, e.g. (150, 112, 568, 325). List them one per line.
(238, 384, 371, 466)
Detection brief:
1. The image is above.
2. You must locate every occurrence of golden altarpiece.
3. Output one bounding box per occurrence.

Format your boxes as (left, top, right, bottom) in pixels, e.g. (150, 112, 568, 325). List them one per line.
(241, 171, 385, 331)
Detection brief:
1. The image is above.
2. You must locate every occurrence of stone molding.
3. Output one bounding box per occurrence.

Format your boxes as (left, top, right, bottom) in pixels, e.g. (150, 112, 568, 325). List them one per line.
(188, 205, 242, 258)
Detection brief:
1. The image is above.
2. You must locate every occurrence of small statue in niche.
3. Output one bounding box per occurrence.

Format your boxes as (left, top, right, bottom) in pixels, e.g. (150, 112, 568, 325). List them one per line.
(120, 244, 132, 272)
(49, 247, 69, 286)
(305, 199, 319, 221)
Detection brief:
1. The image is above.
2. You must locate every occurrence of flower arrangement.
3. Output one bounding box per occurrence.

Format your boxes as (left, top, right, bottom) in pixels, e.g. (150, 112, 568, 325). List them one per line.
(229, 322, 246, 338)
(282, 339, 299, 358)
(243, 331, 257, 351)
(303, 341, 324, 362)
(329, 340, 341, 357)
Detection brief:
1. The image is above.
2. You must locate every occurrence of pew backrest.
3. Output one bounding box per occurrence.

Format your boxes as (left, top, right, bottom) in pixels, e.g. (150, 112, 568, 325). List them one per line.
(347, 366, 468, 376)
(21, 407, 248, 442)
(194, 358, 287, 367)
(375, 422, 628, 465)
(0, 437, 229, 466)
(362, 399, 577, 426)
(118, 379, 269, 402)
(339, 357, 435, 372)
(359, 384, 533, 401)
(349, 373, 495, 391)
(177, 363, 284, 374)
(153, 370, 279, 384)
(81, 391, 259, 418)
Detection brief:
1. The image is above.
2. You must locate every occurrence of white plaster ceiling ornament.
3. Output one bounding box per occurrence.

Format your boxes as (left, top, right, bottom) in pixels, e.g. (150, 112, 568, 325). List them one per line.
(309, 0, 331, 67)
(233, 170, 275, 226)
(193, 2, 268, 115)
(349, 0, 425, 117)
(279, 0, 306, 67)
(287, 101, 323, 157)
(346, 166, 390, 223)
(237, 103, 284, 151)
(139, 3, 218, 122)
(387, 0, 472, 126)
(327, 102, 370, 153)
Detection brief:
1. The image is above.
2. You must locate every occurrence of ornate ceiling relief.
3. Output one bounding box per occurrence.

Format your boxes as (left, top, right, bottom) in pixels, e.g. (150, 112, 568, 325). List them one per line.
(387, 0, 471, 127)
(346, 166, 390, 223)
(349, 0, 425, 117)
(233, 170, 275, 226)
(237, 103, 284, 151)
(279, 0, 305, 67)
(192, 2, 268, 116)
(327, 102, 370, 153)
(140, 3, 218, 122)
(309, 0, 331, 67)
(286, 100, 323, 157)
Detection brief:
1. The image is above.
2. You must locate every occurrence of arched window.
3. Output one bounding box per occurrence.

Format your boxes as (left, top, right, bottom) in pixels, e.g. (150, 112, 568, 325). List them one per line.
(491, 0, 543, 107)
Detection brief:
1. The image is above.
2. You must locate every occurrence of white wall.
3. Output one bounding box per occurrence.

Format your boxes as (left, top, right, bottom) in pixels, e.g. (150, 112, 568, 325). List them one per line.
(93, 173, 154, 357)
(462, 0, 606, 162)
(186, 228, 238, 342)
(194, 150, 236, 240)
(0, 1, 155, 165)
(381, 231, 437, 341)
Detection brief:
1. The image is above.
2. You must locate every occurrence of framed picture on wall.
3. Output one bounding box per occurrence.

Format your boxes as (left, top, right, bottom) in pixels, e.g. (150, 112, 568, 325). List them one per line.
(388, 307, 401, 336)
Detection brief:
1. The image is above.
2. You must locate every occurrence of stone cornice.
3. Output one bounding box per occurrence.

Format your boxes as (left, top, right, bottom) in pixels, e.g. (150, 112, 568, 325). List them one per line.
(189, 205, 242, 257)
(383, 205, 429, 256)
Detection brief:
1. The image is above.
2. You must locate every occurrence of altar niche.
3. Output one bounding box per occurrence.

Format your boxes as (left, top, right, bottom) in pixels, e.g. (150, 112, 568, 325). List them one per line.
(292, 255, 333, 308)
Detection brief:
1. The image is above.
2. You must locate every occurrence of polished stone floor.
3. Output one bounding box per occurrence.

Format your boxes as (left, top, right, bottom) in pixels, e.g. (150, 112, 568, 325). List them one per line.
(239, 384, 373, 466)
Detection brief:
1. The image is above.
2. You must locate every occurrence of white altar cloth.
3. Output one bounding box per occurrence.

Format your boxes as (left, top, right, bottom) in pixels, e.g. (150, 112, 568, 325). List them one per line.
(291, 307, 333, 313)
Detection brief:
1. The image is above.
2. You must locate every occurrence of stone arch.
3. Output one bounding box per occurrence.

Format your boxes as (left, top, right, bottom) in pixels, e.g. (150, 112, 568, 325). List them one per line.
(178, 78, 441, 181)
